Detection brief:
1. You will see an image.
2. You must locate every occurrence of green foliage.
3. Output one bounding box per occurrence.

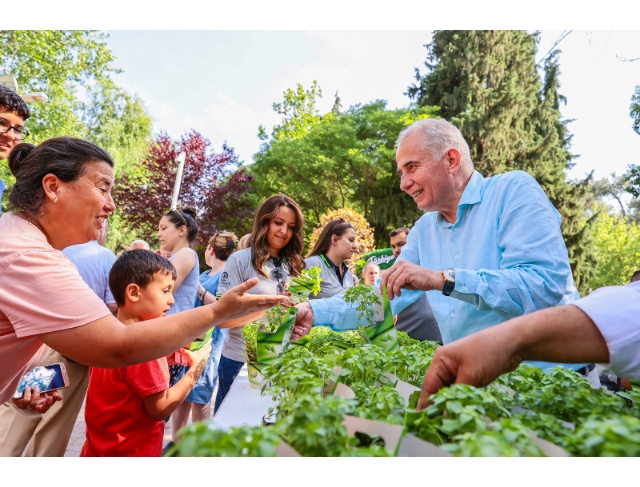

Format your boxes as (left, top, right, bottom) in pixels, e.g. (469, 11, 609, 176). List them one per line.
(351, 383, 405, 425)
(425, 384, 513, 438)
(252, 94, 437, 247)
(496, 363, 548, 393)
(306, 327, 365, 364)
(627, 87, 640, 199)
(343, 284, 380, 327)
(336, 344, 389, 386)
(588, 207, 640, 288)
(566, 415, 640, 457)
(0, 30, 153, 225)
(264, 305, 287, 332)
(242, 322, 260, 362)
(258, 80, 323, 142)
(1, 30, 119, 142)
(167, 423, 281, 457)
(288, 266, 323, 302)
(445, 418, 544, 457)
(515, 367, 630, 424)
(275, 394, 356, 457)
(385, 344, 434, 387)
(408, 30, 596, 293)
(513, 411, 573, 449)
(631, 84, 640, 137)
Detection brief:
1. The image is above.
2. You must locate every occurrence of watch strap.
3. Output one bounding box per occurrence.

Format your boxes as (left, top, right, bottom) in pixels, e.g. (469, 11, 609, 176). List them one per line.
(442, 281, 454, 296)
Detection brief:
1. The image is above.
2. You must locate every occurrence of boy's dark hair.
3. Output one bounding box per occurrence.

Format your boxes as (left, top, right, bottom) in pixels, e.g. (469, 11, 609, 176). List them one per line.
(631, 270, 640, 283)
(109, 250, 177, 307)
(389, 227, 410, 238)
(0, 86, 30, 120)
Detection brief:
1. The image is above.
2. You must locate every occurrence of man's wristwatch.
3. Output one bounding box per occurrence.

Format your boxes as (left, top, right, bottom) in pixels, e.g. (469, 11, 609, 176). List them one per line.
(442, 268, 455, 296)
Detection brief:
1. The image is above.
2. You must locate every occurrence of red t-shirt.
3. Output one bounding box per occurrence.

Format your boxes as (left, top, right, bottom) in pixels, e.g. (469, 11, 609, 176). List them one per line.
(80, 357, 170, 457)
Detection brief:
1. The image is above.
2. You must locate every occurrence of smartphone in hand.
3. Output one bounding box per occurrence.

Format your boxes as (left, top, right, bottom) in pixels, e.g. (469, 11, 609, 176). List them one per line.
(14, 362, 70, 399)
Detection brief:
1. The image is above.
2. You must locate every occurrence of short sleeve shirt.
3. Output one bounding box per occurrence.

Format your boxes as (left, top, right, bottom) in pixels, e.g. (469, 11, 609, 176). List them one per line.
(0, 213, 111, 404)
(304, 255, 354, 300)
(81, 358, 170, 457)
(63, 241, 117, 304)
(218, 248, 291, 362)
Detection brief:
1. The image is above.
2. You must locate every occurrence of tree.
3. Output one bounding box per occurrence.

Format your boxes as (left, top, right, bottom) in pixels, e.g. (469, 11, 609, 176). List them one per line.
(591, 173, 631, 217)
(0, 31, 119, 142)
(407, 30, 595, 293)
(113, 131, 254, 247)
(624, 86, 640, 198)
(257, 80, 323, 142)
(588, 207, 640, 289)
(0, 30, 154, 240)
(252, 84, 438, 246)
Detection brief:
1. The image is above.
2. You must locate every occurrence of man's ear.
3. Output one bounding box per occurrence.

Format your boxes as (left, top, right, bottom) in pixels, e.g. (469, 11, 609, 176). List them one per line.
(125, 283, 141, 303)
(445, 148, 462, 175)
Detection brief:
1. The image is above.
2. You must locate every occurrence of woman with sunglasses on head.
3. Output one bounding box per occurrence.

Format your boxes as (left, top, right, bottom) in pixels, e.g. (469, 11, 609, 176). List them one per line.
(168, 232, 239, 436)
(156, 207, 205, 448)
(305, 219, 358, 299)
(213, 195, 305, 412)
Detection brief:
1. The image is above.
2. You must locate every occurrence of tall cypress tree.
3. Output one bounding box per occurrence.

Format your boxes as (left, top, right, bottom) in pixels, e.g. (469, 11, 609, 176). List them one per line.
(407, 30, 595, 292)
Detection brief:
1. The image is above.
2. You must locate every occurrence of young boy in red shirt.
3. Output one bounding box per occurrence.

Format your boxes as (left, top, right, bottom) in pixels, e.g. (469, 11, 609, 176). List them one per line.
(80, 250, 212, 457)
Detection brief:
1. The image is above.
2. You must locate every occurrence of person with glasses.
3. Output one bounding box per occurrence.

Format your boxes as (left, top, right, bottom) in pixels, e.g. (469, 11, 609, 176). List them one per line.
(305, 219, 357, 299)
(0, 86, 30, 216)
(214, 194, 305, 412)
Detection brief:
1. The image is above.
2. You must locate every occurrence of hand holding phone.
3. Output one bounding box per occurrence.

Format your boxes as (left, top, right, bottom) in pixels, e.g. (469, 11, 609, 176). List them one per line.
(12, 363, 69, 414)
(12, 385, 62, 413)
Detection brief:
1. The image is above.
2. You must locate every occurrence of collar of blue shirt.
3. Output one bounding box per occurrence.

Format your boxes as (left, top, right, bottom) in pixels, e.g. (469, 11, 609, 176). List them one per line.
(436, 170, 484, 227)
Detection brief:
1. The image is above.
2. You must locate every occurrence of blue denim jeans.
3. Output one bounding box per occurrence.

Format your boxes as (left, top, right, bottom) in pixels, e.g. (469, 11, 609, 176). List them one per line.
(213, 355, 244, 413)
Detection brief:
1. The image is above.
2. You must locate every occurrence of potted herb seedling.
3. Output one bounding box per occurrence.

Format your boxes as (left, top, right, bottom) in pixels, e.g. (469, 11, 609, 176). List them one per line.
(257, 305, 298, 365)
(288, 266, 322, 304)
(243, 321, 263, 389)
(343, 285, 398, 352)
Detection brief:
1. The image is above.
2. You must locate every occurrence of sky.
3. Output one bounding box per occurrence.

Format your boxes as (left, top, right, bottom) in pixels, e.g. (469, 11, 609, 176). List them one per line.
(105, 30, 640, 184)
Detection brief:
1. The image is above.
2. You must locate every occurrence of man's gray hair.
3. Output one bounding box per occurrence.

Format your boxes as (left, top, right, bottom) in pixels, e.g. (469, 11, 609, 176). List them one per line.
(130, 239, 150, 250)
(396, 119, 473, 169)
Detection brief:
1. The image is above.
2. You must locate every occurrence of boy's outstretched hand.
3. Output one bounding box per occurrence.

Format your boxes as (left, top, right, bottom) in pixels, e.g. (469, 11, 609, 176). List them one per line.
(213, 278, 288, 325)
(181, 341, 213, 369)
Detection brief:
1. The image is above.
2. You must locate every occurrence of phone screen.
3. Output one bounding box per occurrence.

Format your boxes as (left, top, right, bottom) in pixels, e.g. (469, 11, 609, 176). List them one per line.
(14, 364, 65, 398)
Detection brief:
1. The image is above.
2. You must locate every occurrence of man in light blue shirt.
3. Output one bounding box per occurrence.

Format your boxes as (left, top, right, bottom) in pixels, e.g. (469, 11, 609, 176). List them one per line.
(293, 118, 592, 379)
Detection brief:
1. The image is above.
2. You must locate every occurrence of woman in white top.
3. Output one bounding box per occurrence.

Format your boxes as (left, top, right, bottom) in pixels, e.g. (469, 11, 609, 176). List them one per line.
(305, 219, 358, 299)
(214, 194, 305, 411)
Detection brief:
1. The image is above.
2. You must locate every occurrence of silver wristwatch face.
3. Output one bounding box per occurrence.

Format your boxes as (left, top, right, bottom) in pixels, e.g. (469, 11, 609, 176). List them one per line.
(443, 268, 455, 282)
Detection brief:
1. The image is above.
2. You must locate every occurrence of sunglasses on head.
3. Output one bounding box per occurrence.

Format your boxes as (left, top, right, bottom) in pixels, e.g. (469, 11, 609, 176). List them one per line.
(270, 264, 285, 294)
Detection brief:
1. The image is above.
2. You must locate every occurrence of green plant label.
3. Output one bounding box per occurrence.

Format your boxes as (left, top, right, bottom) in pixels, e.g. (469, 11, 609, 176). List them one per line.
(257, 306, 298, 364)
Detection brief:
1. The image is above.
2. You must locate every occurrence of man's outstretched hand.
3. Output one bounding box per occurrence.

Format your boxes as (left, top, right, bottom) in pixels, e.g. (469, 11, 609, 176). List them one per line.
(416, 325, 524, 411)
(291, 302, 314, 341)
